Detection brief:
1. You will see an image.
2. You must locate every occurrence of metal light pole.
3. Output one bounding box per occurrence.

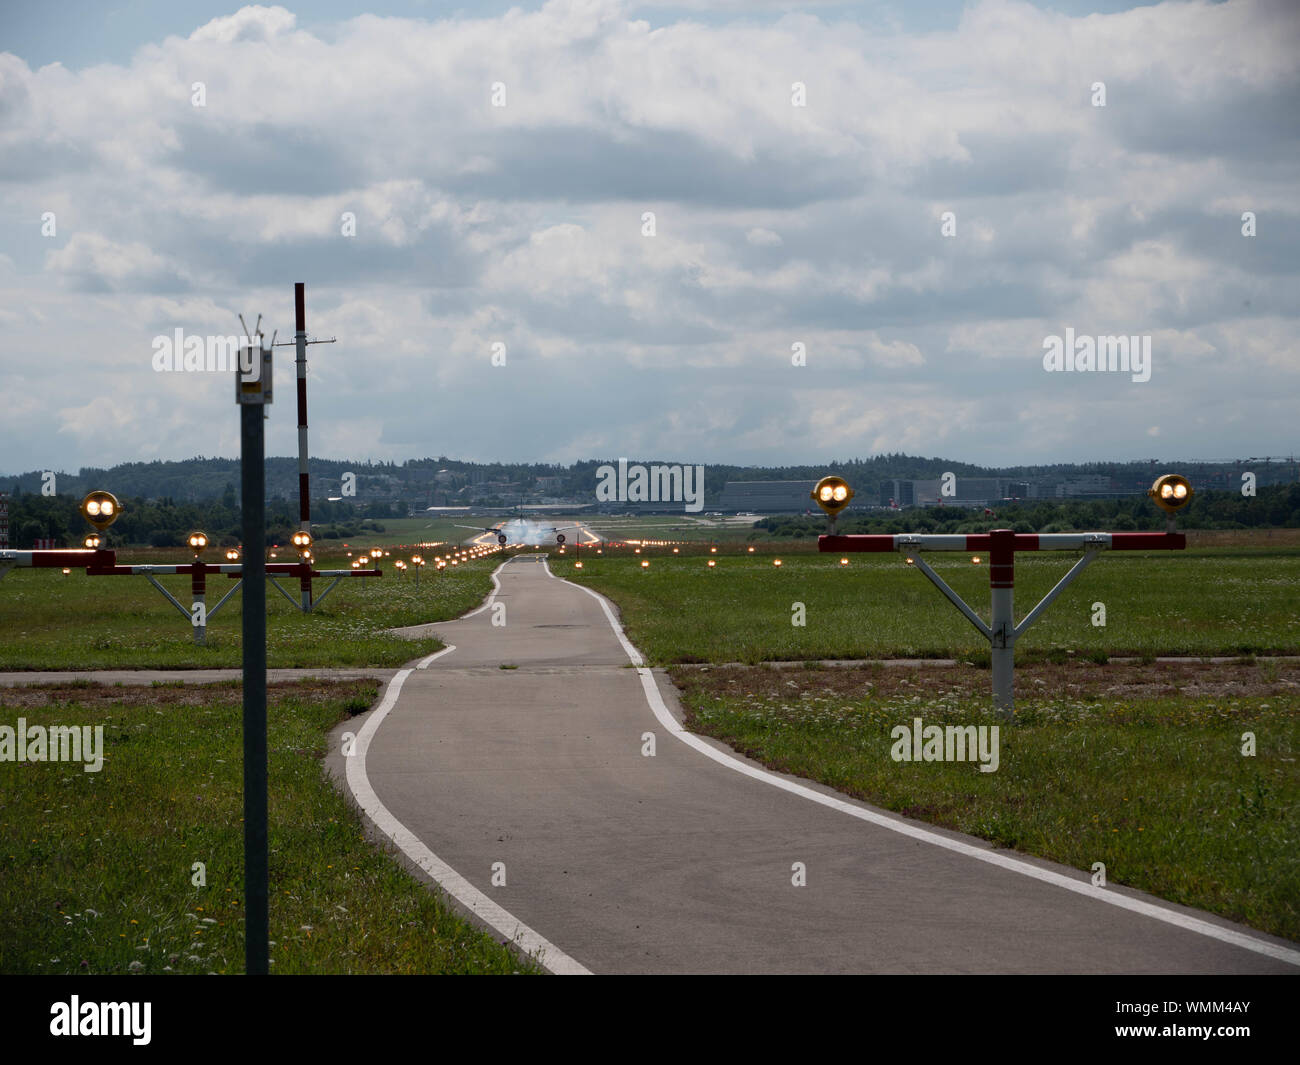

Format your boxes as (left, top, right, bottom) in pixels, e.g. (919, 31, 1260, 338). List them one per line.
(237, 332, 271, 975)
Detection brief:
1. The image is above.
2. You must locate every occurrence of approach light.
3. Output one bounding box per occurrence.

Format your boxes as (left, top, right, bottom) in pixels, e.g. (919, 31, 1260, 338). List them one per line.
(291, 531, 313, 553)
(574, 561, 583, 569)
(62, 568, 71, 576)
(707, 560, 716, 568)
(971, 556, 981, 565)
(840, 557, 849, 566)
(80, 491, 121, 531)
(1149, 474, 1193, 514)
(351, 560, 361, 570)
(641, 560, 650, 569)
(370, 548, 383, 560)
(904, 556, 915, 566)
(226, 549, 241, 562)
(301, 550, 313, 563)
(747, 546, 754, 553)
(811, 476, 854, 518)
(187, 531, 209, 554)
(710, 546, 717, 554)
(83, 534, 101, 549)
(773, 559, 783, 567)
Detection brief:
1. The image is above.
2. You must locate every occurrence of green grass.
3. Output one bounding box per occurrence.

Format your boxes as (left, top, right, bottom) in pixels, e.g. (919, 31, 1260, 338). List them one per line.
(0, 680, 542, 974)
(0, 547, 499, 670)
(555, 546, 1300, 663)
(671, 668, 1299, 941)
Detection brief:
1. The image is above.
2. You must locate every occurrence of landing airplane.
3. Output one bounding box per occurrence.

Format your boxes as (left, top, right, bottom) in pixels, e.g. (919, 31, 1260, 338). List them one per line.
(456, 517, 586, 547)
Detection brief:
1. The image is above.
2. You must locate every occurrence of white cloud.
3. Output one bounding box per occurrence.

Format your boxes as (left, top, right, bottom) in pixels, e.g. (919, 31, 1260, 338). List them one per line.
(0, 0, 1296, 474)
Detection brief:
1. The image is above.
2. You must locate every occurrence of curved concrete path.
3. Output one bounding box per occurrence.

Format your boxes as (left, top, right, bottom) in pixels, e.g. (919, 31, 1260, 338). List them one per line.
(336, 555, 1299, 974)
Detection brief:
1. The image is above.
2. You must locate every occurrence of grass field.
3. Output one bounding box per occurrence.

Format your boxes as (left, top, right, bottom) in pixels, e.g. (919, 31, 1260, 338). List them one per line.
(0, 680, 541, 974)
(671, 661, 1300, 941)
(554, 544, 1300, 663)
(0, 546, 500, 670)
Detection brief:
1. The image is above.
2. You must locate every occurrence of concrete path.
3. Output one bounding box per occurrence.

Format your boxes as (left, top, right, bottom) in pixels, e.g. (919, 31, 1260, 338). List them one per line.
(334, 555, 1300, 974)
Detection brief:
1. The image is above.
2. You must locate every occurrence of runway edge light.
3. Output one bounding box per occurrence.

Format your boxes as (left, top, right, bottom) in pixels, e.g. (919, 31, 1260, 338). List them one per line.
(811, 475, 854, 533)
(81, 490, 121, 532)
(1148, 473, 1193, 514)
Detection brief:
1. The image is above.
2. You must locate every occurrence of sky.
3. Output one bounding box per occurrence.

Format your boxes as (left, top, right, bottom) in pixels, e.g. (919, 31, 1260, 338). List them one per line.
(0, 0, 1296, 474)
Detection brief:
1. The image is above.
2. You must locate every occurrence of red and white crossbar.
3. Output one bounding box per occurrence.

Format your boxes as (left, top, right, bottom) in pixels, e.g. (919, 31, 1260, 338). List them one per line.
(819, 529, 1186, 716)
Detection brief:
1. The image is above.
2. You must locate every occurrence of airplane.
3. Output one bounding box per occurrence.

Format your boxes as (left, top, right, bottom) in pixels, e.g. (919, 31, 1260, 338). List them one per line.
(455, 517, 587, 547)
(451, 502, 589, 547)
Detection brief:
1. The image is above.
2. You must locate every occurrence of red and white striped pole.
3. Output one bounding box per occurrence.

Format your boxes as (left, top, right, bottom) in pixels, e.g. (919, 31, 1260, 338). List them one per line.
(989, 528, 1015, 715)
(192, 558, 206, 646)
(295, 282, 311, 613)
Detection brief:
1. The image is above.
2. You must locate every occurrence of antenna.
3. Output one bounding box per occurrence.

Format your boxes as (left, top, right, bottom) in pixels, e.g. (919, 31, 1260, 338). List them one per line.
(272, 336, 336, 347)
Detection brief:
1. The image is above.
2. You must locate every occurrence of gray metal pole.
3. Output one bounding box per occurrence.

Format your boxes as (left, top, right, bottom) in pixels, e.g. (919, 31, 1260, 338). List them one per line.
(240, 394, 268, 975)
(295, 283, 311, 613)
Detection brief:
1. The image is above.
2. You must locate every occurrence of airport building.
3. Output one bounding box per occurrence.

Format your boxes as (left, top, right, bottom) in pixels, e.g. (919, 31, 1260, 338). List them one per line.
(880, 475, 1136, 508)
(718, 480, 870, 514)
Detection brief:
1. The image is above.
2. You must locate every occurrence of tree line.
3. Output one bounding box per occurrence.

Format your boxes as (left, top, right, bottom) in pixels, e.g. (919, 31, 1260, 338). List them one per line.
(753, 483, 1300, 539)
(1, 486, 405, 549)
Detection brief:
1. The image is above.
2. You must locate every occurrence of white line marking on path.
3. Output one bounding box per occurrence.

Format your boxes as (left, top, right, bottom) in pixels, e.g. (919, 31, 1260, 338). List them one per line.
(434, 559, 510, 622)
(548, 558, 1300, 968)
(346, 593, 592, 975)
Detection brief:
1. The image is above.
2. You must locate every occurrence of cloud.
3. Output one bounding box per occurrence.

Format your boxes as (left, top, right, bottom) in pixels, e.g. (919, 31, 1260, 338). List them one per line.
(0, 0, 1296, 476)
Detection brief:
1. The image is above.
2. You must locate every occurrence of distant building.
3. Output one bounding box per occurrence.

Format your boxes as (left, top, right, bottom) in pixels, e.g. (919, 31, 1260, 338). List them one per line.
(719, 480, 868, 514)
(1056, 474, 1125, 498)
(883, 476, 1055, 508)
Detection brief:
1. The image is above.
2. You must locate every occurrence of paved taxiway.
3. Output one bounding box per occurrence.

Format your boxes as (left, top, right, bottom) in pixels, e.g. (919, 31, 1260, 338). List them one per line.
(332, 555, 1300, 974)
